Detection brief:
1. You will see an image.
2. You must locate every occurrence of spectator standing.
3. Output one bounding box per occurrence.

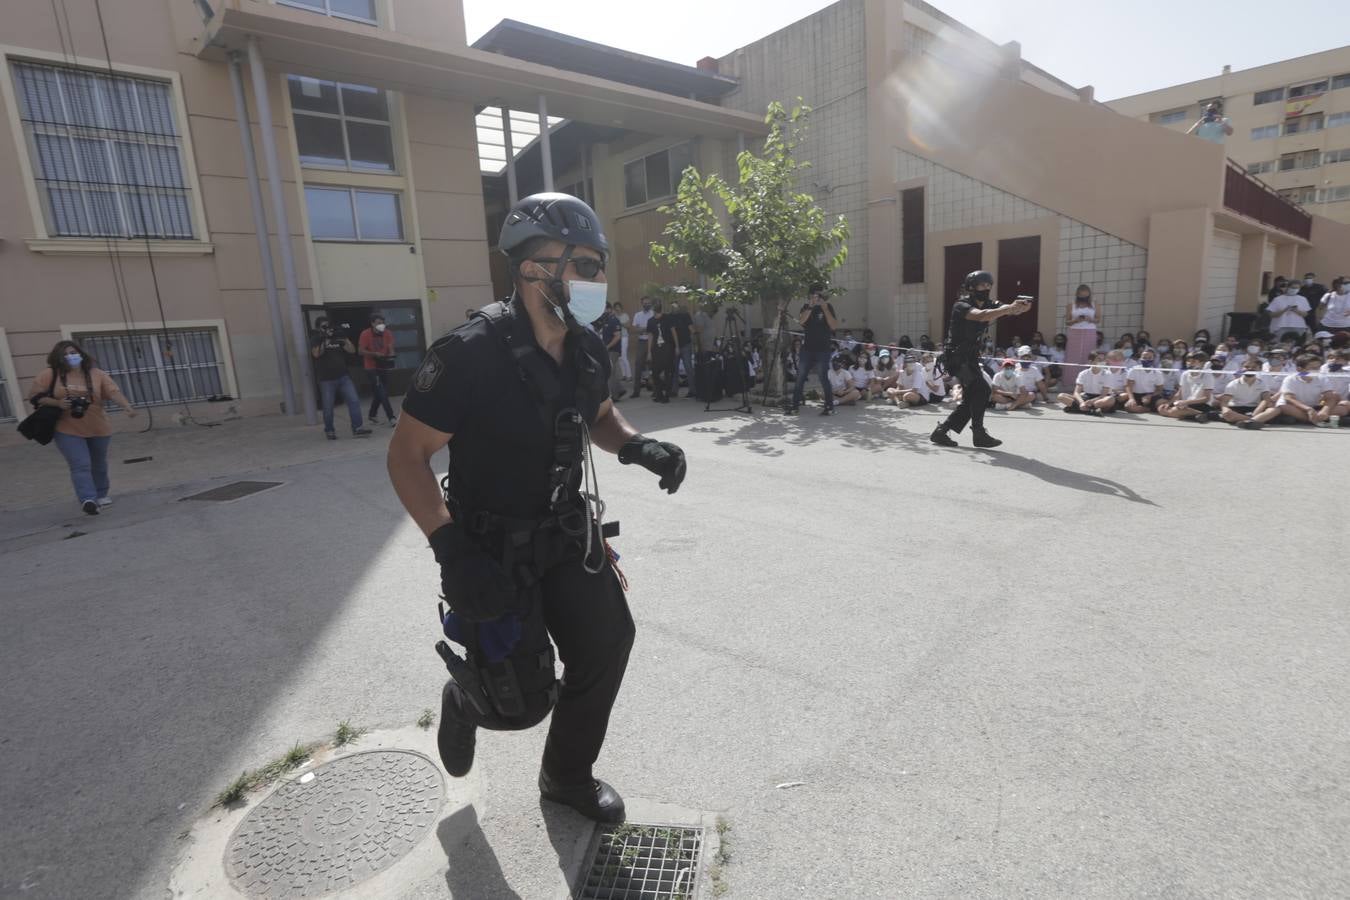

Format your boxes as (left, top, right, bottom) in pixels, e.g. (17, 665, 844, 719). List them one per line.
(666, 301, 695, 399)
(692, 303, 717, 354)
(612, 302, 633, 386)
(1186, 102, 1233, 144)
(1064, 285, 1097, 380)
(791, 284, 839, 415)
(1300, 272, 1328, 333)
(1317, 277, 1350, 334)
(1268, 283, 1312, 341)
(598, 306, 625, 401)
(645, 302, 674, 404)
(26, 340, 139, 514)
(631, 297, 654, 398)
(311, 317, 371, 440)
(358, 314, 398, 426)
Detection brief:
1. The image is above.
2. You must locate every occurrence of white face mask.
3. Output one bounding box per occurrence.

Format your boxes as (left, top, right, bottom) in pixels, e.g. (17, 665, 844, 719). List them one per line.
(1247, 345, 1260, 355)
(564, 279, 609, 325)
(374, 323, 386, 333)
(1338, 285, 1349, 295)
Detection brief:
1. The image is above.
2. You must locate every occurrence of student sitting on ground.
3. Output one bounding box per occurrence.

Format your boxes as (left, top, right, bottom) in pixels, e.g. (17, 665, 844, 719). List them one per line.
(870, 350, 900, 398)
(828, 355, 862, 406)
(1216, 360, 1277, 429)
(1123, 346, 1166, 413)
(989, 358, 1032, 410)
(1057, 352, 1117, 416)
(1273, 354, 1335, 425)
(1015, 346, 1048, 402)
(849, 352, 874, 400)
(1318, 350, 1350, 424)
(888, 356, 931, 407)
(1157, 352, 1217, 422)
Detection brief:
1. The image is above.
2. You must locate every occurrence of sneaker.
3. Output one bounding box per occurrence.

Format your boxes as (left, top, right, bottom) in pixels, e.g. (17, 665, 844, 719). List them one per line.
(819, 407, 835, 416)
(95, 497, 112, 508)
(1313, 419, 1333, 428)
(929, 426, 958, 447)
(388, 416, 398, 427)
(995, 403, 1011, 411)
(352, 427, 372, 436)
(81, 500, 100, 515)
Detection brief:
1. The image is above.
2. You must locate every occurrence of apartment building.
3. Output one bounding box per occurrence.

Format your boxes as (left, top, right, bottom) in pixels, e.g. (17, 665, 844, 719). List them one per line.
(1108, 47, 1350, 226)
(0, 0, 760, 431)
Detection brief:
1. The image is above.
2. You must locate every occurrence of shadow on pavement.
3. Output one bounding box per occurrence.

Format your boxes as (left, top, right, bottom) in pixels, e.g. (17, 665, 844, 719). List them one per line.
(972, 450, 1158, 505)
(710, 404, 941, 456)
(438, 804, 520, 899)
(539, 797, 595, 897)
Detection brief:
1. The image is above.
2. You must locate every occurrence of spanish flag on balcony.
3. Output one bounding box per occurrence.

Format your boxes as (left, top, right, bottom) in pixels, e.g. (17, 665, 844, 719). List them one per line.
(1285, 95, 1322, 117)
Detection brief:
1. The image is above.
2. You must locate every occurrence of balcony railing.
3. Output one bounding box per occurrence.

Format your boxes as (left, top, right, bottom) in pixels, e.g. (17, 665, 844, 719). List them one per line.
(1223, 160, 1312, 240)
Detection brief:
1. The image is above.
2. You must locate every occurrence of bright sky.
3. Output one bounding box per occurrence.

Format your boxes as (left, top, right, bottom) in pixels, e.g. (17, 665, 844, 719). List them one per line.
(463, 0, 1350, 101)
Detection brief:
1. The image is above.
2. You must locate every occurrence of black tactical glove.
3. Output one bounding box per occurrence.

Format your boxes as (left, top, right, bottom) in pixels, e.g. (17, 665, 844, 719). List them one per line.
(428, 523, 521, 622)
(618, 436, 687, 494)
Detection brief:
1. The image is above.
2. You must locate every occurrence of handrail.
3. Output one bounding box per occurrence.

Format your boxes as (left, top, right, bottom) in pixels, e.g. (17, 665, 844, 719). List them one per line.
(1222, 159, 1312, 240)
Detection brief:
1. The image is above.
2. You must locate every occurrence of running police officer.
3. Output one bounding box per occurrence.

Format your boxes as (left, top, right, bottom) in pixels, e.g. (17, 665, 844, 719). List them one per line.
(387, 193, 687, 824)
(930, 270, 1032, 449)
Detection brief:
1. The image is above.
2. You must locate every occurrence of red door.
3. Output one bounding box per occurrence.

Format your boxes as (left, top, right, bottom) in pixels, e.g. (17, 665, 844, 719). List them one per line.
(943, 243, 983, 342)
(995, 236, 1041, 349)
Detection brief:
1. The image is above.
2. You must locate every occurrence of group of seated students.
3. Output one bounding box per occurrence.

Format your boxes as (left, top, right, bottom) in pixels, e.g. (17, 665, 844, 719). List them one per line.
(809, 328, 1350, 430)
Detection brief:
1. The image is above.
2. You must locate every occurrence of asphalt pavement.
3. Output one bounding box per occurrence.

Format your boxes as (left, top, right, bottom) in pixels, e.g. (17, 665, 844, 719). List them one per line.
(1, 399, 1346, 899)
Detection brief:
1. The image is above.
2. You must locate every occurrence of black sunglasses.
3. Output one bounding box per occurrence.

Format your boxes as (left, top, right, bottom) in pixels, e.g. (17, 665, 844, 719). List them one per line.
(531, 256, 606, 279)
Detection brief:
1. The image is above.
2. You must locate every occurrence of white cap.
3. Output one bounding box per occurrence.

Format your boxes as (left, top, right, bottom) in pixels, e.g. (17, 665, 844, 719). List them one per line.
(1017, 345, 1032, 356)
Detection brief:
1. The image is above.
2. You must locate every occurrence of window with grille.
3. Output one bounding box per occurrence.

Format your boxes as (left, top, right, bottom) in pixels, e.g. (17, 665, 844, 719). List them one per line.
(11, 60, 194, 239)
(74, 328, 226, 407)
(288, 76, 394, 172)
(278, 0, 377, 24)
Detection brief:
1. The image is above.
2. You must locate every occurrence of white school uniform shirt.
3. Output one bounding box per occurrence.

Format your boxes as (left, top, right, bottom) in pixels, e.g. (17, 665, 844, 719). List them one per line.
(1264, 360, 1296, 374)
(903, 364, 930, 399)
(1268, 294, 1311, 332)
(923, 364, 945, 398)
(1046, 347, 1066, 363)
(849, 366, 872, 390)
(1126, 366, 1165, 394)
(1319, 289, 1350, 329)
(1222, 376, 1267, 407)
(828, 367, 852, 393)
(1277, 373, 1329, 407)
(1075, 367, 1111, 395)
(991, 368, 1021, 394)
(1100, 366, 1127, 393)
(1176, 370, 1215, 402)
(1014, 364, 1043, 393)
(633, 309, 653, 341)
(1320, 365, 1349, 399)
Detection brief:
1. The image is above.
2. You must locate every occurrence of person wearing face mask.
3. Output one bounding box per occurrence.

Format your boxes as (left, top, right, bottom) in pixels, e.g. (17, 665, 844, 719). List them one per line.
(791, 284, 840, 415)
(828, 354, 862, 405)
(931, 271, 1031, 447)
(25, 340, 139, 515)
(1317, 350, 1350, 425)
(1273, 354, 1335, 425)
(630, 296, 654, 398)
(1063, 284, 1097, 380)
(1015, 347, 1048, 401)
(1047, 332, 1068, 364)
(1158, 353, 1179, 397)
(1216, 360, 1277, 429)
(1157, 352, 1217, 422)
(1316, 277, 1350, 335)
(1057, 351, 1117, 416)
(311, 317, 372, 440)
(388, 193, 686, 825)
(612, 302, 633, 388)
(1299, 272, 1327, 332)
(358, 314, 398, 426)
(990, 358, 1032, 410)
(1267, 281, 1312, 341)
(1123, 347, 1165, 414)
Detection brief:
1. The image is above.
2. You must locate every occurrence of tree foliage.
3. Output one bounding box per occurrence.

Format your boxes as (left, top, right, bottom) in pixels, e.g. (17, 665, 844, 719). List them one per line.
(650, 101, 850, 311)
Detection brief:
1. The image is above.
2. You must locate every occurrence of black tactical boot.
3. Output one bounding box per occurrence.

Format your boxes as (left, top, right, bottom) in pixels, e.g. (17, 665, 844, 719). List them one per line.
(437, 681, 477, 777)
(929, 425, 958, 447)
(539, 770, 626, 824)
(972, 429, 1002, 448)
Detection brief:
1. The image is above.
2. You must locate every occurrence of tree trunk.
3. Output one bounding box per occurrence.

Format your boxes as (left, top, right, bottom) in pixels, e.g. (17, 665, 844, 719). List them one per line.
(758, 296, 789, 405)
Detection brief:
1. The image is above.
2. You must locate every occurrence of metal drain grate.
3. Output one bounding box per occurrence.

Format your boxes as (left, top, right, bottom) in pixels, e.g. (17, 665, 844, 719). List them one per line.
(577, 823, 704, 899)
(180, 481, 283, 503)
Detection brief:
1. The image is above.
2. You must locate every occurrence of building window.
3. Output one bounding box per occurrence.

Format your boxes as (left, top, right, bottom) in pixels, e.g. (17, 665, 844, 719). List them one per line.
(288, 76, 394, 172)
(1288, 79, 1329, 99)
(1279, 150, 1322, 171)
(900, 187, 925, 284)
(558, 178, 595, 209)
(1246, 160, 1276, 175)
(1277, 185, 1316, 205)
(623, 143, 692, 208)
(305, 187, 403, 241)
(75, 328, 227, 407)
(1324, 148, 1350, 165)
(1329, 112, 1350, 129)
(278, 0, 377, 24)
(1250, 125, 1280, 140)
(1283, 114, 1324, 136)
(11, 60, 194, 239)
(1155, 108, 1188, 125)
(1317, 185, 1350, 203)
(1253, 87, 1285, 105)
(1334, 73, 1350, 91)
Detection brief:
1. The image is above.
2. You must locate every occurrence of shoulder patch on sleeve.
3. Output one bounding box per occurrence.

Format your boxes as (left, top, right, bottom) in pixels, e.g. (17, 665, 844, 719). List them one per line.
(413, 353, 443, 392)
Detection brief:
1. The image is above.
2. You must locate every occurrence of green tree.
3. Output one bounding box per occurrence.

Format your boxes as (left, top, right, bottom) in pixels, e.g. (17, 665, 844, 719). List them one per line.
(650, 101, 849, 400)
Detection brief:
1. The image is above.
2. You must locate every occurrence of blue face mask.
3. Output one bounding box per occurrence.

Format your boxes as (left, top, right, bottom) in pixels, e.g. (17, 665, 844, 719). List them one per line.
(1330, 363, 1344, 372)
(1140, 358, 1155, 367)
(1122, 348, 1134, 359)
(64, 353, 83, 368)
(564, 280, 609, 326)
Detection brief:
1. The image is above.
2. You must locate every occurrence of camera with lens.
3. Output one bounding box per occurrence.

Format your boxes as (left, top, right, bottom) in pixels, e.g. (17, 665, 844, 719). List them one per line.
(68, 395, 91, 419)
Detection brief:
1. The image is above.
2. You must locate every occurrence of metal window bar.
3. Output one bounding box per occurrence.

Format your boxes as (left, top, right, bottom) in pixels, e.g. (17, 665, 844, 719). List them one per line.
(13, 61, 192, 239)
(75, 329, 225, 407)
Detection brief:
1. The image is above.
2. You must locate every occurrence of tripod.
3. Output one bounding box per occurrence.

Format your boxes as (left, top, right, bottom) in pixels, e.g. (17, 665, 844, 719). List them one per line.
(703, 307, 753, 414)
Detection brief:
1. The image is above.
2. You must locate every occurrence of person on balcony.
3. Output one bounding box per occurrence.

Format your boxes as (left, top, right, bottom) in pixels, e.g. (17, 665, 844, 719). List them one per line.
(1187, 102, 1233, 145)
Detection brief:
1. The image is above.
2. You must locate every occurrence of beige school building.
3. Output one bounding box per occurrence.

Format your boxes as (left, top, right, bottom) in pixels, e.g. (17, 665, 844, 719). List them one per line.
(2, 0, 1348, 432)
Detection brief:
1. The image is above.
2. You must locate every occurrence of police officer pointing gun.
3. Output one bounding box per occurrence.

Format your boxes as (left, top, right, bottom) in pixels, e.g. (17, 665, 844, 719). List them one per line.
(387, 193, 687, 824)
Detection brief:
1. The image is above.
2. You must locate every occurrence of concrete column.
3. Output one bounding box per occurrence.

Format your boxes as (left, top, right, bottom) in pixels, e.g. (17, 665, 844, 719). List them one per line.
(246, 35, 317, 425)
(500, 106, 517, 204)
(227, 52, 297, 417)
(1143, 207, 1212, 339)
(1235, 233, 1268, 312)
(537, 95, 553, 192)
(1273, 242, 1299, 281)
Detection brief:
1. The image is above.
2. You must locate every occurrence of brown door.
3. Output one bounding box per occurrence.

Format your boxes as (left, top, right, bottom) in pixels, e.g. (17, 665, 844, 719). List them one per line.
(943, 243, 983, 341)
(995, 236, 1041, 349)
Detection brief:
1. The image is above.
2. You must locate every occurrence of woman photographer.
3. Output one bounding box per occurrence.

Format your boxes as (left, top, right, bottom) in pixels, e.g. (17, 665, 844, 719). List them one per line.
(26, 340, 137, 515)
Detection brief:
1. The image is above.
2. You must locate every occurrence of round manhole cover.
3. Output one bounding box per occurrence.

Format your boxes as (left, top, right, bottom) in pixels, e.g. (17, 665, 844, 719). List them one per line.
(224, 750, 444, 897)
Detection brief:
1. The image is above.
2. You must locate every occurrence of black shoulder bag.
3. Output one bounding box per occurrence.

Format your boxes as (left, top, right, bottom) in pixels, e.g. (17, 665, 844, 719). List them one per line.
(17, 367, 62, 445)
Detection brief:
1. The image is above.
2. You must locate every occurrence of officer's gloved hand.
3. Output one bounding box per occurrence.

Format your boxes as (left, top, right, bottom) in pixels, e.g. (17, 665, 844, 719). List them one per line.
(618, 436, 687, 494)
(428, 523, 520, 622)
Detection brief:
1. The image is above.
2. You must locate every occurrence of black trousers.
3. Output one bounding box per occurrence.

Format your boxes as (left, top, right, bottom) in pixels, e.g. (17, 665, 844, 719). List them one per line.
(649, 344, 673, 401)
(941, 360, 991, 434)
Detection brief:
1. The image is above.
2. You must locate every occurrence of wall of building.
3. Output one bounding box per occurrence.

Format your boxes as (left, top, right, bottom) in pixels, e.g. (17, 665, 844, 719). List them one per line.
(717, 0, 870, 329)
(1201, 229, 1242, 337)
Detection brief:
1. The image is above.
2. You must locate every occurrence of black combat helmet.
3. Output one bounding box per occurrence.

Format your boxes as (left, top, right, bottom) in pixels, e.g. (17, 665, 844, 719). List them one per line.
(962, 270, 994, 292)
(498, 192, 608, 261)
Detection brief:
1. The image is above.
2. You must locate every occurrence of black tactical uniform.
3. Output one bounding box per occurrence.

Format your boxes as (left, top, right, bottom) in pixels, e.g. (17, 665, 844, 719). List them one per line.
(932, 271, 1007, 448)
